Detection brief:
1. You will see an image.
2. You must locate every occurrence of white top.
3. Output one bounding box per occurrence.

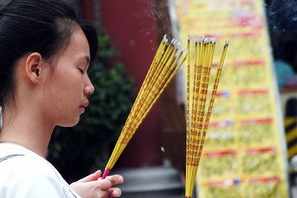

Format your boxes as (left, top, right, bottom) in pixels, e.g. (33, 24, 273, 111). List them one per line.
(0, 143, 81, 198)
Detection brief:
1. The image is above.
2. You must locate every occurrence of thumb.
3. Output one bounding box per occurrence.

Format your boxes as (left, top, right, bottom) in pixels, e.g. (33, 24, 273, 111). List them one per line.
(78, 170, 102, 182)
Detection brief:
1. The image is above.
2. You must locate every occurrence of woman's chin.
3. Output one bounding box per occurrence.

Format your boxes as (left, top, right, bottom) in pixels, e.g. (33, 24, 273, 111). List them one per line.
(58, 116, 80, 127)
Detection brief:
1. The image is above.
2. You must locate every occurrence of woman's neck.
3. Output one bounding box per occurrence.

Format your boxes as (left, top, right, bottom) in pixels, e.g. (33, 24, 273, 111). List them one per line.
(0, 106, 54, 157)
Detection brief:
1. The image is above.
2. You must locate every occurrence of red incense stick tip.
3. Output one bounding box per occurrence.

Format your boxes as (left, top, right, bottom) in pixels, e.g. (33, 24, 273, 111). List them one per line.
(102, 168, 110, 179)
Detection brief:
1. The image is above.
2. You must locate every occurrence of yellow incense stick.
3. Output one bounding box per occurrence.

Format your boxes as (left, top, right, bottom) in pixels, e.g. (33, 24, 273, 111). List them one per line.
(185, 38, 228, 198)
(103, 36, 186, 177)
(187, 40, 212, 196)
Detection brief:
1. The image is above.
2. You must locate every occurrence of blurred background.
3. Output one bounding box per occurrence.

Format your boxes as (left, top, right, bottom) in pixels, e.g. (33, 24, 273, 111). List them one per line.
(42, 0, 297, 197)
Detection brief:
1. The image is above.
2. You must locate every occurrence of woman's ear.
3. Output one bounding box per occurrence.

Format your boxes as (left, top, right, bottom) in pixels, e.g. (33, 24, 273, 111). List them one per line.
(24, 52, 43, 83)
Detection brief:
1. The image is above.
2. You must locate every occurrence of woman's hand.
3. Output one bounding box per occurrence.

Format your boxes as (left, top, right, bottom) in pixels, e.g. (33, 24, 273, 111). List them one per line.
(70, 170, 124, 198)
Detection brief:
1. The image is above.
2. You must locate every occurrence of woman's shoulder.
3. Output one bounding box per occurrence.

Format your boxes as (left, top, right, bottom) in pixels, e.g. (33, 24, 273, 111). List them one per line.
(0, 143, 58, 180)
(0, 143, 76, 197)
(0, 143, 53, 172)
(0, 152, 55, 177)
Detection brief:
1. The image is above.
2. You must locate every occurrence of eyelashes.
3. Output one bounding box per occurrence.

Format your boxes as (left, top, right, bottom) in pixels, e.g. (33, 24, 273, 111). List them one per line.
(78, 67, 90, 75)
(78, 67, 85, 74)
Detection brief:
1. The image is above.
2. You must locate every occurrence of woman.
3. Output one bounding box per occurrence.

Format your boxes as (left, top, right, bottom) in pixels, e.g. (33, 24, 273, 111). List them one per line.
(0, 0, 123, 197)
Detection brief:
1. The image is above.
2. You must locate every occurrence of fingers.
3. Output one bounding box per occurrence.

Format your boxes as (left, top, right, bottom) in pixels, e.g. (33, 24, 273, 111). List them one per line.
(94, 175, 123, 190)
(71, 173, 124, 198)
(108, 187, 122, 197)
(78, 170, 102, 182)
(94, 179, 113, 191)
(95, 175, 124, 197)
(105, 175, 124, 186)
(94, 190, 110, 198)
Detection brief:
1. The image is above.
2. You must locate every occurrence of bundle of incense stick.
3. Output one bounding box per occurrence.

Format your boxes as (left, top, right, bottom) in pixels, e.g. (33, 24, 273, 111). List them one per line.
(185, 38, 228, 198)
(102, 35, 187, 178)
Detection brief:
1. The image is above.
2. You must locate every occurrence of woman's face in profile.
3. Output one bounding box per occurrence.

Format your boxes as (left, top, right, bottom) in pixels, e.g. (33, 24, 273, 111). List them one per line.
(42, 25, 94, 127)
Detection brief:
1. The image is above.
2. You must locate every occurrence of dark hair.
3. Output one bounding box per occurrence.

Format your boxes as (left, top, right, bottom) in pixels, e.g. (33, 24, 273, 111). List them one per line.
(0, 0, 98, 107)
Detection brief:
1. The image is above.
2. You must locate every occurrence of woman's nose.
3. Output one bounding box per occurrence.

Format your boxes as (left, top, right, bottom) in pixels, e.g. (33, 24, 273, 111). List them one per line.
(85, 84, 95, 97)
(84, 78, 95, 97)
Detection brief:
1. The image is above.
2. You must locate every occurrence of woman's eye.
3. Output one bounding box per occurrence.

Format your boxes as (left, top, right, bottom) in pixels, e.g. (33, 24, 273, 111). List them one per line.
(78, 68, 84, 74)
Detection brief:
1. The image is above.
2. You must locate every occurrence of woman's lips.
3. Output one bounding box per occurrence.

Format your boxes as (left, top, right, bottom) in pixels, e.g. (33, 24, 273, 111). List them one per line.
(79, 101, 89, 114)
(79, 106, 86, 114)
